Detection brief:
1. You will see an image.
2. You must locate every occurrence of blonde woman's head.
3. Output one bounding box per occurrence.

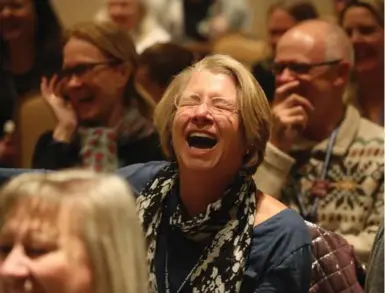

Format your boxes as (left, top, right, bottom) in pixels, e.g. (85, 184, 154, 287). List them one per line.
(0, 170, 148, 293)
(154, 54, 272, 174)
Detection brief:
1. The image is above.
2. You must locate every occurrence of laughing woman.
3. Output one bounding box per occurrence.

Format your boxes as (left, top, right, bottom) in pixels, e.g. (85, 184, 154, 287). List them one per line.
(121, 54, 312, 292)
(32, 22, 163, 171)
(340, 0, 384, 125)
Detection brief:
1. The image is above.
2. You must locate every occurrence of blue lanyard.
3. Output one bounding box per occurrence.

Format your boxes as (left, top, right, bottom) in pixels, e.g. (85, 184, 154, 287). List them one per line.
(291, 127, 340, 222)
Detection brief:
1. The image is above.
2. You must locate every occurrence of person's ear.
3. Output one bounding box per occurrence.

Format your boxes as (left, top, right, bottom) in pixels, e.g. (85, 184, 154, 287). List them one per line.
(333, 61, 351, 87)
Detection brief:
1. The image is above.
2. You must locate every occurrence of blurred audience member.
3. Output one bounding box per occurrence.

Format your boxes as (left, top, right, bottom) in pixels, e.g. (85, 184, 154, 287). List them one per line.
(334, 0, 354, 17)
(146, 0, 251, 41)
(253, 20, 384, 264)
(135, 43, 195, 102)
(96, 0, 170, 53)
(365, 218, 384, 293)
(252, 1, 319, 103)
(32, 22, 163, 171)
(340, 0, 384, 125)
(0, 0, 62, 167)
(0, 169, 148, 293)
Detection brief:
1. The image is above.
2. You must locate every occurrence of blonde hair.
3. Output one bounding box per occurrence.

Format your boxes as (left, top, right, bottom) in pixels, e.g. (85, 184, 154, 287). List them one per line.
(0, 170, 148, 293)
(64, 21, 155, 119)
(154, 54, 272, 173)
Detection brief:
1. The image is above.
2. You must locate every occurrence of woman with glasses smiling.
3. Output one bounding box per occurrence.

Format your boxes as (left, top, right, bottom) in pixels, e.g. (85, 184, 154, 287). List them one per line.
(31, 21, 164, 171)
(119, 54, 312, 293)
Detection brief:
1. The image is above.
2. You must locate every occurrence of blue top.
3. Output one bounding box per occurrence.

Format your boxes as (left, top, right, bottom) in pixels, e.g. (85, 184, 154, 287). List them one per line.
(0, 162, 312, 292)
(118, 162, 312, 293)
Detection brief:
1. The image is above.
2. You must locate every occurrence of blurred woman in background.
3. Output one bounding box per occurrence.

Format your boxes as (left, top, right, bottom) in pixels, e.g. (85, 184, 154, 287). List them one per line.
(252, 1, 319, 103)
(0, 169, 148, 293)
(0, 0, 62, 167)
(146, 0, 252, 42)
(340, 0, 384, 125)
(32, 22, 163, 171)
(96, 0, 170, 53)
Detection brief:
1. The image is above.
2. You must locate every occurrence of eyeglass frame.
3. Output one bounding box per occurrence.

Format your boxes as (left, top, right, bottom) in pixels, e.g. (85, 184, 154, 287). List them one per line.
(58, 60, 122, 80)
(270, 59, 342, 76)
(173, 93, 239, 115)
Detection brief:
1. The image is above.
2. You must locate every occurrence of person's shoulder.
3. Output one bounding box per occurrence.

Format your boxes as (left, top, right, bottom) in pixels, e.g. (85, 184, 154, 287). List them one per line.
(349, 103, 385, 142)
(251, 193, 311, 266)
(117, 161, 169, 194)
(254, 206, 310, 247)
(358, 117, 384, 141)
(254, 193, 309, 240)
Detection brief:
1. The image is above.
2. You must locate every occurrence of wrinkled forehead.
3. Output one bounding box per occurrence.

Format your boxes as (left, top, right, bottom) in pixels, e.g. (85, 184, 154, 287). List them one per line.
(182, 70, 238, 100)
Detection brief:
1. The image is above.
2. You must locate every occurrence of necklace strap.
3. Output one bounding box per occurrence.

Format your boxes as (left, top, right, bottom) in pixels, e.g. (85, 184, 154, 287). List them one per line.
(290, 126, 340, 222)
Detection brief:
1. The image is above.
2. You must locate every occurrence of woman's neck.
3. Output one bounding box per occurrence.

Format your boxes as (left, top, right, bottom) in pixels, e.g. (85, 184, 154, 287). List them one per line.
(179, 168, 236, 216)
(7, 37, 36, 75)
(106, 103, 125, 128)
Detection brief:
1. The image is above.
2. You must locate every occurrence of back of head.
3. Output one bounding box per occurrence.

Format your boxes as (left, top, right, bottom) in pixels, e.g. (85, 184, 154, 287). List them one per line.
(0, 169, 148, 293)
(269, 1, 320, 22)
(138, 43, 195, 89)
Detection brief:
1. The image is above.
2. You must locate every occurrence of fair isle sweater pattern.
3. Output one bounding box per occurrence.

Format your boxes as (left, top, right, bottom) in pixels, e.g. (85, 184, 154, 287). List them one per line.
(254, 106, 384, 263)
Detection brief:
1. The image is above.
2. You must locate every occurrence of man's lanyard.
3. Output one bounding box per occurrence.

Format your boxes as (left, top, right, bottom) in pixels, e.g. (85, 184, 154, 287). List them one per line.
(291, 127, 340, 222)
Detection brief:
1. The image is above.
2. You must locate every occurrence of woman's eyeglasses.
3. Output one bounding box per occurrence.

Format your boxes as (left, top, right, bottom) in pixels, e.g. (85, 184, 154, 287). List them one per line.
(59, 60, 121, 80)
(174, 94, 239, 115)
(271, 59, 342, 75)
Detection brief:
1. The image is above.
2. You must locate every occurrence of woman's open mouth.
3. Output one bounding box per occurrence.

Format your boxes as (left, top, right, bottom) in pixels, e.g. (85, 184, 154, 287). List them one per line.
(187, 132, 218, 149)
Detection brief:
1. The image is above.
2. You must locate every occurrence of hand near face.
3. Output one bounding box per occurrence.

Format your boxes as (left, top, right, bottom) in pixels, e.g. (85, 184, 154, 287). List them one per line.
(41, 75, 78, 142)
(270, 81, 314, 153)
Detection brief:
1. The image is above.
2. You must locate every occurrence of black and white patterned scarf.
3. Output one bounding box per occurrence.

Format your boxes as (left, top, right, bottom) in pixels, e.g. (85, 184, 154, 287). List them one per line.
(137, 163, 257, 293)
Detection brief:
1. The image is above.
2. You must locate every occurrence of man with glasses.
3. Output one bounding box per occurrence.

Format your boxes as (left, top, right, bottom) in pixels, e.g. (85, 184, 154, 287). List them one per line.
(254, 19, 384, 265)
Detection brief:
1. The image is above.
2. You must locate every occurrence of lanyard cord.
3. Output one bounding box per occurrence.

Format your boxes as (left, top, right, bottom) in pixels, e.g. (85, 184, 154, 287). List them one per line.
(291, 127, 340, 222)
